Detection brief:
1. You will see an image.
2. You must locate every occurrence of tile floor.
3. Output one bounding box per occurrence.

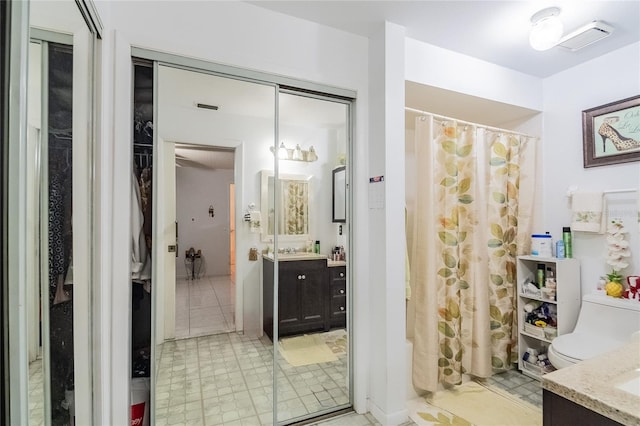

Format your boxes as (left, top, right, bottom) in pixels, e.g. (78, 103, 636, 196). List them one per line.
(155, 331, 350, 426)
(155, 330, 541, 426)
(175, 275, 236, 339)
(28, 358, 45, 426)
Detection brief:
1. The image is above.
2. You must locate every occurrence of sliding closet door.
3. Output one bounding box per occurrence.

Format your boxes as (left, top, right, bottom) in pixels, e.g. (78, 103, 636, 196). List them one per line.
(273, 91, 351, 425)
(151, 64, 278, 425)
(25, 1, 98, 424)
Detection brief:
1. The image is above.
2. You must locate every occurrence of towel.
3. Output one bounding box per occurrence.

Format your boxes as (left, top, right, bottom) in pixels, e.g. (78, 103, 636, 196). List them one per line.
(571, 191, 607, 233)
(249, 211, 262, 233)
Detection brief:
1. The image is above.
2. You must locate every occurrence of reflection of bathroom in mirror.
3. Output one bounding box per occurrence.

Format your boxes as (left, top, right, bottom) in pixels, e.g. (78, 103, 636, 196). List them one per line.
(332, 166, 346, 223)
(260, 170, 312, 242)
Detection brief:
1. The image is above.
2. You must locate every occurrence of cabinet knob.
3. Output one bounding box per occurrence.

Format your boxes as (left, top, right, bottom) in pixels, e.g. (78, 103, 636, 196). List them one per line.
(339, 272, 344, 278)
(339, 306, 345, 311)
(339, 289, 345, 294)
(297, 275, 302, 280)
(301, 274, 306, 280)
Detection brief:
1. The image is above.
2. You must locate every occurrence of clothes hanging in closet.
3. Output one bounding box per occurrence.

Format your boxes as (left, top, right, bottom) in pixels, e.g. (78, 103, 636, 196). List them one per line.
(131, 170, 151, 287)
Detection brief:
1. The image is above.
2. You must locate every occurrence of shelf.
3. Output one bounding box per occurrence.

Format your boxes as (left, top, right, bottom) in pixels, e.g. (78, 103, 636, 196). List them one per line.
(517, 255, 574, 262)
(517, 255, 580, 381)
(519, 293, 557, 304)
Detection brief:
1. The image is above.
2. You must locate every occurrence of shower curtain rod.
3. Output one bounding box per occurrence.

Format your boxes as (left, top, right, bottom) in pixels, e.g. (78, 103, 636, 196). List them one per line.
(405, 107, 537, 139)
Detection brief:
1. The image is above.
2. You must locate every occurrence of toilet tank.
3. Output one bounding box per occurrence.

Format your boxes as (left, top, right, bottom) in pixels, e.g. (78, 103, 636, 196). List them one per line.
(573, 293, 640, 341)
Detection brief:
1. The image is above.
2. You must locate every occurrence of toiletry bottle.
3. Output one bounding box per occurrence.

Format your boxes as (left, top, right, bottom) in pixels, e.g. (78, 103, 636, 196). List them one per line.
(537, 264, 545, 288)
(315, 240, 320, 254)
(555, 240, 565, 259)
(562, 227, 572, 258)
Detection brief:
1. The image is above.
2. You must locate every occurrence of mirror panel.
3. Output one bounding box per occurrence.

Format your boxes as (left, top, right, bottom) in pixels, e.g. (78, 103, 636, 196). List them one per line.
(153, 65, 277, 425)
(27, 1, 96, 424)
(274, 92, 350, 424)
(261, 171, 311, 243)
(332, 166, 346, 223)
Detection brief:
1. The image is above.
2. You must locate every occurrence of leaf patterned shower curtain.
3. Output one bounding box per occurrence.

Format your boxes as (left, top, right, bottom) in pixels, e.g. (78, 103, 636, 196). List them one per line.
(282, 180, 308, 235)
(411, 115, 536, 392)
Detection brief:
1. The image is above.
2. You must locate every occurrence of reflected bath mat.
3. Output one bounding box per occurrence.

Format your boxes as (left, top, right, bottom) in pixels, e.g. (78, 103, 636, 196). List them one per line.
(278, 333, 338, 367)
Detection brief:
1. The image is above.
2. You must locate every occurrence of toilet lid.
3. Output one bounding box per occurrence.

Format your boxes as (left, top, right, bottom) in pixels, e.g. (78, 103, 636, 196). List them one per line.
(552, 332, 624, 361)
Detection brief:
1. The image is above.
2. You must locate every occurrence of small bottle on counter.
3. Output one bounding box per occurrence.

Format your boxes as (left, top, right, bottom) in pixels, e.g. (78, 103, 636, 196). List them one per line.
(314, 240, 320, 254)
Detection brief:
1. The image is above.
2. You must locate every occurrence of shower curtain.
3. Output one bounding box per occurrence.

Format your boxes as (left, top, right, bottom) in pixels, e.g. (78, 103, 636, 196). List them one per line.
(411, 115, 536, 392)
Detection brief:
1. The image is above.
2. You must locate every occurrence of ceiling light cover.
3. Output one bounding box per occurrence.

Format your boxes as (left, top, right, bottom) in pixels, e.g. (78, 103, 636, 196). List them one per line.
(529, 7, 563, 51)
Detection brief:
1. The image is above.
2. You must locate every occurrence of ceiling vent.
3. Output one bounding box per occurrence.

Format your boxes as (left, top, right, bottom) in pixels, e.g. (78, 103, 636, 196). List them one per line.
(557, 21, 613, 51)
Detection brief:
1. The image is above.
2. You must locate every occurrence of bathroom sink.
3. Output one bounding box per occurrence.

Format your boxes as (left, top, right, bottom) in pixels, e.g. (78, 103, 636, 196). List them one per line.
(614, 369, 640, 397)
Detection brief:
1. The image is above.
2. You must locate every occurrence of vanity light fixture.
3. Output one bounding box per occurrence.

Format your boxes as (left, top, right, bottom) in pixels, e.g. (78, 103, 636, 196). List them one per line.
(269, 142, 318, 162)
(529, 7, 563, 51)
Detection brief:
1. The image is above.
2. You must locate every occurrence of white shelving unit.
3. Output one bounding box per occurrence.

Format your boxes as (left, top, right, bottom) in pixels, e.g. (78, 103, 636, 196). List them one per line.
(516, 255, 581, 380)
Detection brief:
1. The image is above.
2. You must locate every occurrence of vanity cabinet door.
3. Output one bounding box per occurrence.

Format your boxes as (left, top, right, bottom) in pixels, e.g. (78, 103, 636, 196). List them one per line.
(279, 259, 328, 336)
(264, 259, 329, 339)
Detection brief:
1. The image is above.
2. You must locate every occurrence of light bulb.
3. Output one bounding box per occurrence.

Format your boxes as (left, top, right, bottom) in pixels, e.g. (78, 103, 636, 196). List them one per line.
(278, 142, 288, 160)
(293, 144, 303, 161)
(307, 146, 317, 162)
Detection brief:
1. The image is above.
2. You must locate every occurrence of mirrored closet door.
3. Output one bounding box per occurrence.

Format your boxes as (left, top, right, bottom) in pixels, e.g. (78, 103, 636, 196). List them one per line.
(273, 91, 351, 425)
(26, 1, 98, 424)
(142, 58, 352, 425)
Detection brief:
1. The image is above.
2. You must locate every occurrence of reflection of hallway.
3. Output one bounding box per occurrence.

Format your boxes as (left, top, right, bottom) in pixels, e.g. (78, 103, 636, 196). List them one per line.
(175, 275, 235, 339)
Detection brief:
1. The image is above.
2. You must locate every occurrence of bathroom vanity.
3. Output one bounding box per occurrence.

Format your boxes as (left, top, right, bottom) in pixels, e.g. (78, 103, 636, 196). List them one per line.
(262, 255, 346, 340)
(542, 335, 640, 425)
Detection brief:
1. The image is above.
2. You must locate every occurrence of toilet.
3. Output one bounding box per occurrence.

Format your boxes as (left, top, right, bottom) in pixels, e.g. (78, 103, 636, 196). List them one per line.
(548, 292, 640, 369)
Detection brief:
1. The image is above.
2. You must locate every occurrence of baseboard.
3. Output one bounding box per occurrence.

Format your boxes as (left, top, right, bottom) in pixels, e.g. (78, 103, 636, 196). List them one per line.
(368, 399, 409, 426)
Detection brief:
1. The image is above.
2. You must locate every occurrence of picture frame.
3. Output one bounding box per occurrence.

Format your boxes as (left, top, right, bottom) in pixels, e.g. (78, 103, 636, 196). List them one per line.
(582, 95, 640, 168)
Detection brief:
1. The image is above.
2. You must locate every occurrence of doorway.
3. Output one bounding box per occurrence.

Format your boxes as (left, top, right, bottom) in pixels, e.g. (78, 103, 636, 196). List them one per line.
(173, 144, 236, 339)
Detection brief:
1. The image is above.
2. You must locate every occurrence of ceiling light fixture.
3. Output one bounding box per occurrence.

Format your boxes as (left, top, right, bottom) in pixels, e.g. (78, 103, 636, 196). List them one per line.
(269, 142, 318, 162)
(529, 7, 563, 51)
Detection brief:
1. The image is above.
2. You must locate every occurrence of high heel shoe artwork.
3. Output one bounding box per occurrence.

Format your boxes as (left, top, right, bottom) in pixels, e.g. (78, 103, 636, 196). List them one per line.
(598, 117, 640, 152)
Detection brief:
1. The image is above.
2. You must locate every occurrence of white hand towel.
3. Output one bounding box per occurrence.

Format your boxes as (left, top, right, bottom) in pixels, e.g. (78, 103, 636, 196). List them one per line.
(571, 191, 607, 233)
(249, 211, 262, 233)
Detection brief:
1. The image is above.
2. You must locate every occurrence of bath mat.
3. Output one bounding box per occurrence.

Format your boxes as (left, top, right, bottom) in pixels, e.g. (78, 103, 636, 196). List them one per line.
(278, 334, 338, 367)
(407, 397, 471, 426)
(319, 329, 347, 356)
(410, 381, 541, 426)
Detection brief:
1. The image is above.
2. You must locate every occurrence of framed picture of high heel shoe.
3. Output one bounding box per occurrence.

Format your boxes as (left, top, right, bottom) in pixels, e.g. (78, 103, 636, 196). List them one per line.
(582, 95, 640, 168)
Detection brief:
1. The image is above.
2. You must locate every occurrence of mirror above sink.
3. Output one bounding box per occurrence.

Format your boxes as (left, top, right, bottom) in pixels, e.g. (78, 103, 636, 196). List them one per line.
(260, 169, 312, 242)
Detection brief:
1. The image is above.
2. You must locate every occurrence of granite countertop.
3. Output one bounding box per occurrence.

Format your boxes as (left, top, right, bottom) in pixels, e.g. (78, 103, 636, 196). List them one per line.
(262, 253, 328, 262)
(542, 334, 640, 425)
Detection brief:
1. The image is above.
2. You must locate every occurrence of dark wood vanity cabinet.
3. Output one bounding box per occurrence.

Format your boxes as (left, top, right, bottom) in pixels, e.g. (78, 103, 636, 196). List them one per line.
(263, 258, 348, 340)
(263, 258, 331, 340)
(329, 266, 347, 328)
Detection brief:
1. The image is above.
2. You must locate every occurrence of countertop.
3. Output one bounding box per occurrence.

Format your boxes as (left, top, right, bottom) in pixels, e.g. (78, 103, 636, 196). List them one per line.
(261, 254, 346, 267)
(542, 334, 640, 425)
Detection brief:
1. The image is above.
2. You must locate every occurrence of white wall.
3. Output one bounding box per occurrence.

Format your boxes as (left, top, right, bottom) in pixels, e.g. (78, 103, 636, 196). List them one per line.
(405, 37, 543, 112)
(96, 1, 371, 424)
(542, 42, 640, 297)
(368, 21, 408, 425)
(175, 166, 234, 278)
